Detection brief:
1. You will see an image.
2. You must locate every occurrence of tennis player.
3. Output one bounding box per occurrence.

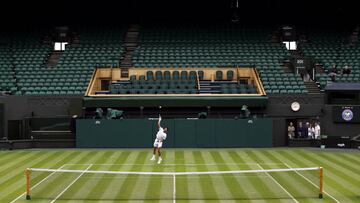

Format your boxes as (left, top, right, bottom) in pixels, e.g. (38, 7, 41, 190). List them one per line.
(150, 114, 168, 164)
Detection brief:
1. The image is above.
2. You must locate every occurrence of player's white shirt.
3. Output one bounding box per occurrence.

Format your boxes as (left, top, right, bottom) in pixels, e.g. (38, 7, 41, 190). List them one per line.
(156, 127, 167, 141)
(154, 127, 167, 148)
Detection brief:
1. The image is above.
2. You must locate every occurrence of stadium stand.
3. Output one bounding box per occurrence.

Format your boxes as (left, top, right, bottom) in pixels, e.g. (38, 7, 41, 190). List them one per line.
(51, 28, 125, 95)
(0, 27, 126, 95)
(0, 42, 17, 94)
(8, 25, 360, 95)
(300, 28, 360, 89)
(133, 25, 307, 94)
(108, 69, 258, 95)
(13, 32, 53, 95)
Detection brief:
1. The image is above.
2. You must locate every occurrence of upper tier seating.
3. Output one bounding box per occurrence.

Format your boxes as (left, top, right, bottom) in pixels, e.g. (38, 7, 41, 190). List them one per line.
(0, 27, 126, 95)
(300, 28, 360, 89)
(0, 45, 16, 93)
(133, 25, 306, 94)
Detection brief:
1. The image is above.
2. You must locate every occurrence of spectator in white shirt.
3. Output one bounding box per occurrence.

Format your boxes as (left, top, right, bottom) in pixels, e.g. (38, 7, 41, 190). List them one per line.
(314, 123, 321, 139)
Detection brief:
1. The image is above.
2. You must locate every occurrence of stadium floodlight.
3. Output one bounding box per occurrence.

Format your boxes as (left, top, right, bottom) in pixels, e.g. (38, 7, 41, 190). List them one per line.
(25, 166, 324, 201)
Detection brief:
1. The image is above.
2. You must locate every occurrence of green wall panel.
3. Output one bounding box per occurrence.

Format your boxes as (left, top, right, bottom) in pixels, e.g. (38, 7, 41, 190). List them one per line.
(77, 118, 273, 148)
(174, 120, 197, 147)
(196, 120, 216, 147)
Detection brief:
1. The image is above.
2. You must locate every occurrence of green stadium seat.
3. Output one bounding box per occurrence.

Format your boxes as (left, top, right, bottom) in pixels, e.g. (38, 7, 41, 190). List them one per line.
(173, 71, 180, 80)
(216, 71, 223, 80)
(227, 70, 234, 80)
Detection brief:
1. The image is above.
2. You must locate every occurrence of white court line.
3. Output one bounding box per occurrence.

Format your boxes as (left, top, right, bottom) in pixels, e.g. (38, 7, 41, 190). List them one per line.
(256, 164, 299, 203)
(64, 163, 285, 166)
(10, 164, 68, 203)
(283, 163, 341, 203)
(173, 174, 176, 203)
(50, 164, 93, 203)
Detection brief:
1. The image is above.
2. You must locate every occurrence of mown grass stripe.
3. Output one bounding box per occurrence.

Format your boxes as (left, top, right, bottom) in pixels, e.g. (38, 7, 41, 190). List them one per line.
(269, 150, 340, 203)
(309, 150, 360, 177)
(0, 151, 62, 200)
(257, 150, 324, 203)
(299, 149, 360, 189)
(336, 152, 360, 167)
(51, 164, 93, 203)
(11, 151, 90, 203)
(0, 151, 13, 156)
(28, 151, 97, 201)
(235, 150, 289, 203)
(243, 150, 297, 203)
(2, 149, 360, 203)
(2, 151, 59, 202)
(225, 150, 268, 203)
(66, 151, 117, 203)
(112, 151, 148, 200)
(201, 151, 234, 202)
(0, 151, 28, 166)
(157, 150, 175, 202)
(0, 151, 58, 187)
(340, 152, 360, 165)
(129, 150, 166, 201)
(2, 150, 80, 202)
(98, 151, 133, 200)
(52, 150, 111, 202)
(192, 151, 219, 203)
(184, 150, 206, 203)
(205, 151, 242, 203)
(142, 152, 167, 202)
(174, 150, 189, 202)
(0, 151, 43, 176)
(247, 150, 303, 202)
(277, 149, 356, 203)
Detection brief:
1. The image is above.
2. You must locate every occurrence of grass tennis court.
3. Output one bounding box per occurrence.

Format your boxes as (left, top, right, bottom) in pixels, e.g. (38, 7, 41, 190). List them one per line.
(0, 148, 359, 202)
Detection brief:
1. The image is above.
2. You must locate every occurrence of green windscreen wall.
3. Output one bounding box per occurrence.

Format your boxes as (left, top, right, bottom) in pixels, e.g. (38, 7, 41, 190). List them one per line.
(76, 119, 273, 148)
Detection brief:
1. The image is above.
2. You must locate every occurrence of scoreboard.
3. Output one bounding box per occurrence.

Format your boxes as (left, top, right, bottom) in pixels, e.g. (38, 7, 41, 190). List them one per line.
(333, 106, 360, 123)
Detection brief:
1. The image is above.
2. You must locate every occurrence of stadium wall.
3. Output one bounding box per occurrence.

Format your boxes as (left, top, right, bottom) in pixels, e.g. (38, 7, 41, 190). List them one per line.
(1, 94, 359, 148)
(76, 119, 273, 148)
(321, 105, 360, 138)
(0, 96, 82, 139)
(266, 95, 359, 139)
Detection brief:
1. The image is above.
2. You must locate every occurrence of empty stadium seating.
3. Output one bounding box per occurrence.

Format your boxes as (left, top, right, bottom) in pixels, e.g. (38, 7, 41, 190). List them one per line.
(300, 29, 360, 88)
(1, 27, 126, 95)
(133, 25, 306, 94)
(107, 70, 258, 95)
(0, 45, 16, 94)
(6, 25, 356, 95)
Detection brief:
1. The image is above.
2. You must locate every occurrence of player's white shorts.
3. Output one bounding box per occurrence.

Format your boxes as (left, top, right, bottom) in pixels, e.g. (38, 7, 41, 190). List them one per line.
(153, 139, 163, 148)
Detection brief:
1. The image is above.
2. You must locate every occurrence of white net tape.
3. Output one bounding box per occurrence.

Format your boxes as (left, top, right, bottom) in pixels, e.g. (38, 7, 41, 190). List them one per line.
(28, 167, 321, 176)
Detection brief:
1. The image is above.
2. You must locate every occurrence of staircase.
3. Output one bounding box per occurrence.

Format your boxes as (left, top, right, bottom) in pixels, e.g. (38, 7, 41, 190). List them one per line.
(283, 50, 304, 74)
(349, 26, 359, 45)
(46, 51, 63, 68)
(120, 24, 140, 67)
(304, 81, 321, 94)
(198, 81, 221, 94)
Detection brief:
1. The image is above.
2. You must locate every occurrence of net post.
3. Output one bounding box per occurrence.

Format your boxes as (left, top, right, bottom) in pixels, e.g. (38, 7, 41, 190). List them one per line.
(25, 168, 31, 200)
(319, 167, 323, 199)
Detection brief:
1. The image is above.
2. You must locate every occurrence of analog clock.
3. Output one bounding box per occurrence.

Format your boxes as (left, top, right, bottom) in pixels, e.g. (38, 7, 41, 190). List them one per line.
(291, 101, 300, 112)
